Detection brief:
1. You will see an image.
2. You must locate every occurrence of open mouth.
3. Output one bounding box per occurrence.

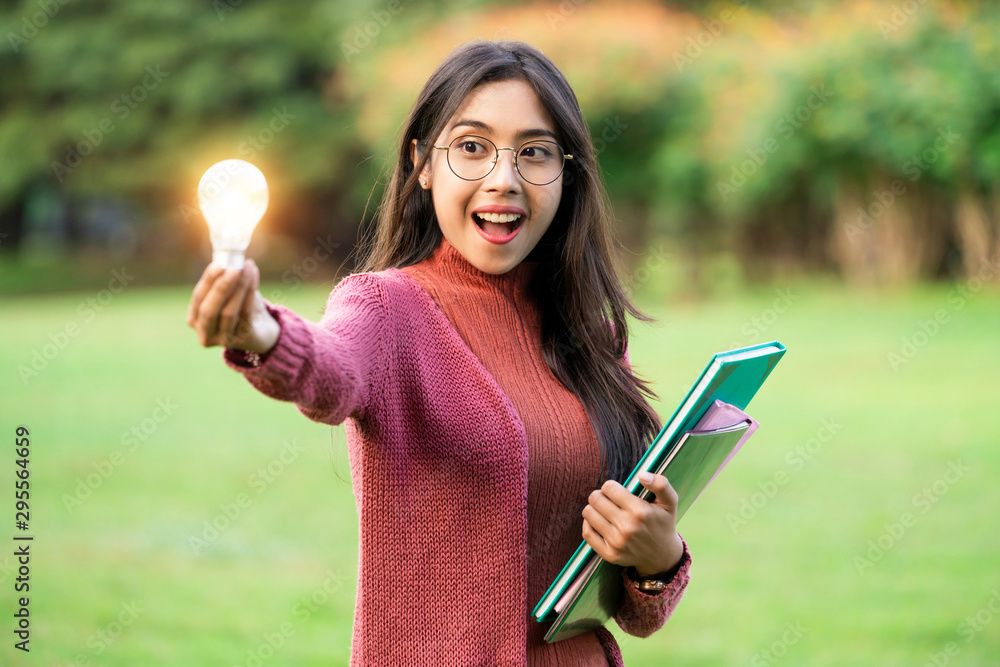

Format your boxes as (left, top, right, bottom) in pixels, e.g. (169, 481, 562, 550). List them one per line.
(473, 212, 525, 238)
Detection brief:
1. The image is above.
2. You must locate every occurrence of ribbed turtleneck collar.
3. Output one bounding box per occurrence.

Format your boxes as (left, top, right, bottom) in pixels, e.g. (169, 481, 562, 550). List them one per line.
(423, 236, 539, 298)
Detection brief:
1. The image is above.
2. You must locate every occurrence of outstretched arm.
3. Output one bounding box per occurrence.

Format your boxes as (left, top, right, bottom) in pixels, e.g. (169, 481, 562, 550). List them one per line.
(187, 261, 387, 425)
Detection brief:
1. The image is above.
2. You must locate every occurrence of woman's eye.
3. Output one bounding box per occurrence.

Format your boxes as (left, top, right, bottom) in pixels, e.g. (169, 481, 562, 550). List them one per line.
(458, 141, 486, 154)
(520, 145, 551, 160)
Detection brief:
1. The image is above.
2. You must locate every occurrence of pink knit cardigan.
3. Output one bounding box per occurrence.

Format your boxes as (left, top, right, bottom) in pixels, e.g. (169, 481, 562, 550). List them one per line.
(224, 262, 691, 665)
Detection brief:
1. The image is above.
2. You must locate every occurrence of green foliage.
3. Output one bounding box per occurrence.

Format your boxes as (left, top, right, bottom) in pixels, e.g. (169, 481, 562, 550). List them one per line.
(0, 0, 355, 208)
(641, 3, 1000, 220)
(2, 0, 999, 284)
(339, 1, 1000, 281)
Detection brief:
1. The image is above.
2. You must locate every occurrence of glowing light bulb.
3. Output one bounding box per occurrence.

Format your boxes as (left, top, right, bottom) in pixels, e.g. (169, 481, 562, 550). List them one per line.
(197, 159, 269, 270)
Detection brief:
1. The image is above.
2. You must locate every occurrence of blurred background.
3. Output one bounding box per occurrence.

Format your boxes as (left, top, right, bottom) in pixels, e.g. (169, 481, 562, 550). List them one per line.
(2, 0, 999, 665)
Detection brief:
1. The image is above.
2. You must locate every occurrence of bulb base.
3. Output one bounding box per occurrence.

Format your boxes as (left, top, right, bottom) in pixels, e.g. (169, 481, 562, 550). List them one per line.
(212, 249, 246, 270)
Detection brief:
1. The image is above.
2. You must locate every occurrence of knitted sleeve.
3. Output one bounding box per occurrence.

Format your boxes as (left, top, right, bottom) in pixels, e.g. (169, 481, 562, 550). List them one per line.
(612, 535, 692, 637)
(221, 273, 388, 426)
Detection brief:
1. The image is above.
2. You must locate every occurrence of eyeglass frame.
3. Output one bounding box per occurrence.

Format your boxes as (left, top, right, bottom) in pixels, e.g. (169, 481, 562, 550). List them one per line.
(432, 134, 574, 186)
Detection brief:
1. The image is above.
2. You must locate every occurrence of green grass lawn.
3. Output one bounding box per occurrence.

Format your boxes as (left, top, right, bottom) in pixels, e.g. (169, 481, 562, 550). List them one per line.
(2, 274, 999, 666)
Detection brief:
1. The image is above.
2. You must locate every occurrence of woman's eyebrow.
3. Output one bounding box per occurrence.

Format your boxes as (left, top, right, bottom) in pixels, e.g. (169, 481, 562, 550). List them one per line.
(450, 119, 559, 142)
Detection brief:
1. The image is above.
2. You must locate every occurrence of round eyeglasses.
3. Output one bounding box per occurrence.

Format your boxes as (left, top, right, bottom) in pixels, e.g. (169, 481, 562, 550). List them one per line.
(433, 135, 573, 186)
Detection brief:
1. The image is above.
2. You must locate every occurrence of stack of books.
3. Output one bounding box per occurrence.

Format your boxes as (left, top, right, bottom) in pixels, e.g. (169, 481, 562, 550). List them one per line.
(533, 341, 787, 642)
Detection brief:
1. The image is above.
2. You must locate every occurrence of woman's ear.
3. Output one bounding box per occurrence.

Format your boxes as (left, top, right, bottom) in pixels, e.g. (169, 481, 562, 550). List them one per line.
(410, 138, 431, 189)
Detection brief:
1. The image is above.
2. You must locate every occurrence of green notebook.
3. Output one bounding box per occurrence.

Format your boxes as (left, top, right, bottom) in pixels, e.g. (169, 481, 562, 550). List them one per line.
(532, 341, 786, 641)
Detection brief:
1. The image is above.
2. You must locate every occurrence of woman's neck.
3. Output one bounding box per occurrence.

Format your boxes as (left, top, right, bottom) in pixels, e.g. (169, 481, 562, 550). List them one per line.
(424, 236, 539, 297)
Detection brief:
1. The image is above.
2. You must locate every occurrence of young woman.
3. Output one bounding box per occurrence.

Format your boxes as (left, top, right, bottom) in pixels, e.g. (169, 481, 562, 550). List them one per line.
(188, 40, 690, 666)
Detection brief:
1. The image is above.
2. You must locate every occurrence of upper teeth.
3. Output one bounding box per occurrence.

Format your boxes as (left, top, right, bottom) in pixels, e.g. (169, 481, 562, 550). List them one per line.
(478, 212, 521, 223)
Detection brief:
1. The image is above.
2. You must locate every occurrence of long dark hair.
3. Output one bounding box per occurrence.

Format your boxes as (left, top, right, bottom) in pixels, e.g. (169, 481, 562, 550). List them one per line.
(356, 40, 661, 484)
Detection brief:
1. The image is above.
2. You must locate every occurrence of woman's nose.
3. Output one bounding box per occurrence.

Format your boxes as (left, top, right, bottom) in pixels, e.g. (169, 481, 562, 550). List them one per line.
(482, 147, 522, 192)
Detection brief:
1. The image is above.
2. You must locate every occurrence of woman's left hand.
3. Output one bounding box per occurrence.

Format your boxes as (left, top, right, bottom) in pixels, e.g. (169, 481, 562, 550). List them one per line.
(581, 471, 684, 578)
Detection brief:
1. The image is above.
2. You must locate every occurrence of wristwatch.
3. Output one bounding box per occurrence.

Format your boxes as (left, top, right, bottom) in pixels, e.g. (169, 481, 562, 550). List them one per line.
(627, 567, 668, 591)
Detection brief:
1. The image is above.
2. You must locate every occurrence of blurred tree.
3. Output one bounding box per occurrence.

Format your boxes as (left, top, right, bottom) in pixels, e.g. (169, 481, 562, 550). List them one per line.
(2, 0, 998, 288)
(0, 0, 358, 263)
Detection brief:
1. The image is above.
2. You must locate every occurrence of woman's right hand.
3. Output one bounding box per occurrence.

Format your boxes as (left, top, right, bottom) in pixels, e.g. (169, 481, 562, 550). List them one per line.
(187, 259, 280, 354)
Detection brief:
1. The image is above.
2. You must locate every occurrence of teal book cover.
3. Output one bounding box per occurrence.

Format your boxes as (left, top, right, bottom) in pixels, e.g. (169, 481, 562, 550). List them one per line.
(533, 341, 786, 638)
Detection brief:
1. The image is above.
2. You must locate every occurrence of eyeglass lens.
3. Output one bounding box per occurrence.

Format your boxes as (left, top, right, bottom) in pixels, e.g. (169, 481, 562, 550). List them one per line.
(446, 135, 566, 185)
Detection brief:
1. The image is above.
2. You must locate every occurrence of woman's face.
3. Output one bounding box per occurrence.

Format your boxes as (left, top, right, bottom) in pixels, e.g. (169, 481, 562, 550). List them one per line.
(416, 79, 564, 275)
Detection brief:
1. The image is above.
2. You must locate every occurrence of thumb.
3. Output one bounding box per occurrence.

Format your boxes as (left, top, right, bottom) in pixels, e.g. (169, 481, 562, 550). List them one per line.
(638, 471, 678, 513)
(239, 260, 262, 321)
(244, 259, 261, 290)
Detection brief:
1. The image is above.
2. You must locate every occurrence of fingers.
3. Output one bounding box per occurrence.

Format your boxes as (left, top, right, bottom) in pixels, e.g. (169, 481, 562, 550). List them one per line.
(235, 261, 260, 341)
(587, 485, 625, 519)
(598, 480, 633, 507)
(187, 263, 224, 328)
(218, 264, 255, 342)
(596, 480, 653, 520)
(581, 518, 609, 557)
(188, 263, 249, 347)
(581, 502, 617, 547)
(582, 486, 631, 559)
(584, 475, 683, 573)
(637, 472, 679, 513)
(228, 261, 263, 346)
